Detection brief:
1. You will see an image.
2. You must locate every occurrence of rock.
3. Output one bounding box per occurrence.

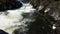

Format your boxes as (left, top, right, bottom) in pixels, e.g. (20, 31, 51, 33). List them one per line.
(0, 30, 8, 34)
(0, 0, 23, 11)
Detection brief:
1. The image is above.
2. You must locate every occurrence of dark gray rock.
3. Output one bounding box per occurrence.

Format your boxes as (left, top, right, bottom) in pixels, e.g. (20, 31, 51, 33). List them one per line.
(0, 30, 8, 34)
(0, 0, 23, 11)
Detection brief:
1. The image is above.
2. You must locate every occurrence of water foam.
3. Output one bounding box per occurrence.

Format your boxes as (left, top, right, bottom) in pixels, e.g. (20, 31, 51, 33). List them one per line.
(0, 3, 36, 34)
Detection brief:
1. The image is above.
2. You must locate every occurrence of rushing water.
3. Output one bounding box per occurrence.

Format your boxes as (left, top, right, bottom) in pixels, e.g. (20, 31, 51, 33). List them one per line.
(0, 3, 36, 34)
(0, 0, 57, 34)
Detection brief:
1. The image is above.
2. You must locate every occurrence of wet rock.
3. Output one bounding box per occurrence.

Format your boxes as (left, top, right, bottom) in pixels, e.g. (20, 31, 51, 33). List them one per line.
(26, 13, 53, 34)
(0, 30, 8, 34)
(0, 0, 23, 11)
